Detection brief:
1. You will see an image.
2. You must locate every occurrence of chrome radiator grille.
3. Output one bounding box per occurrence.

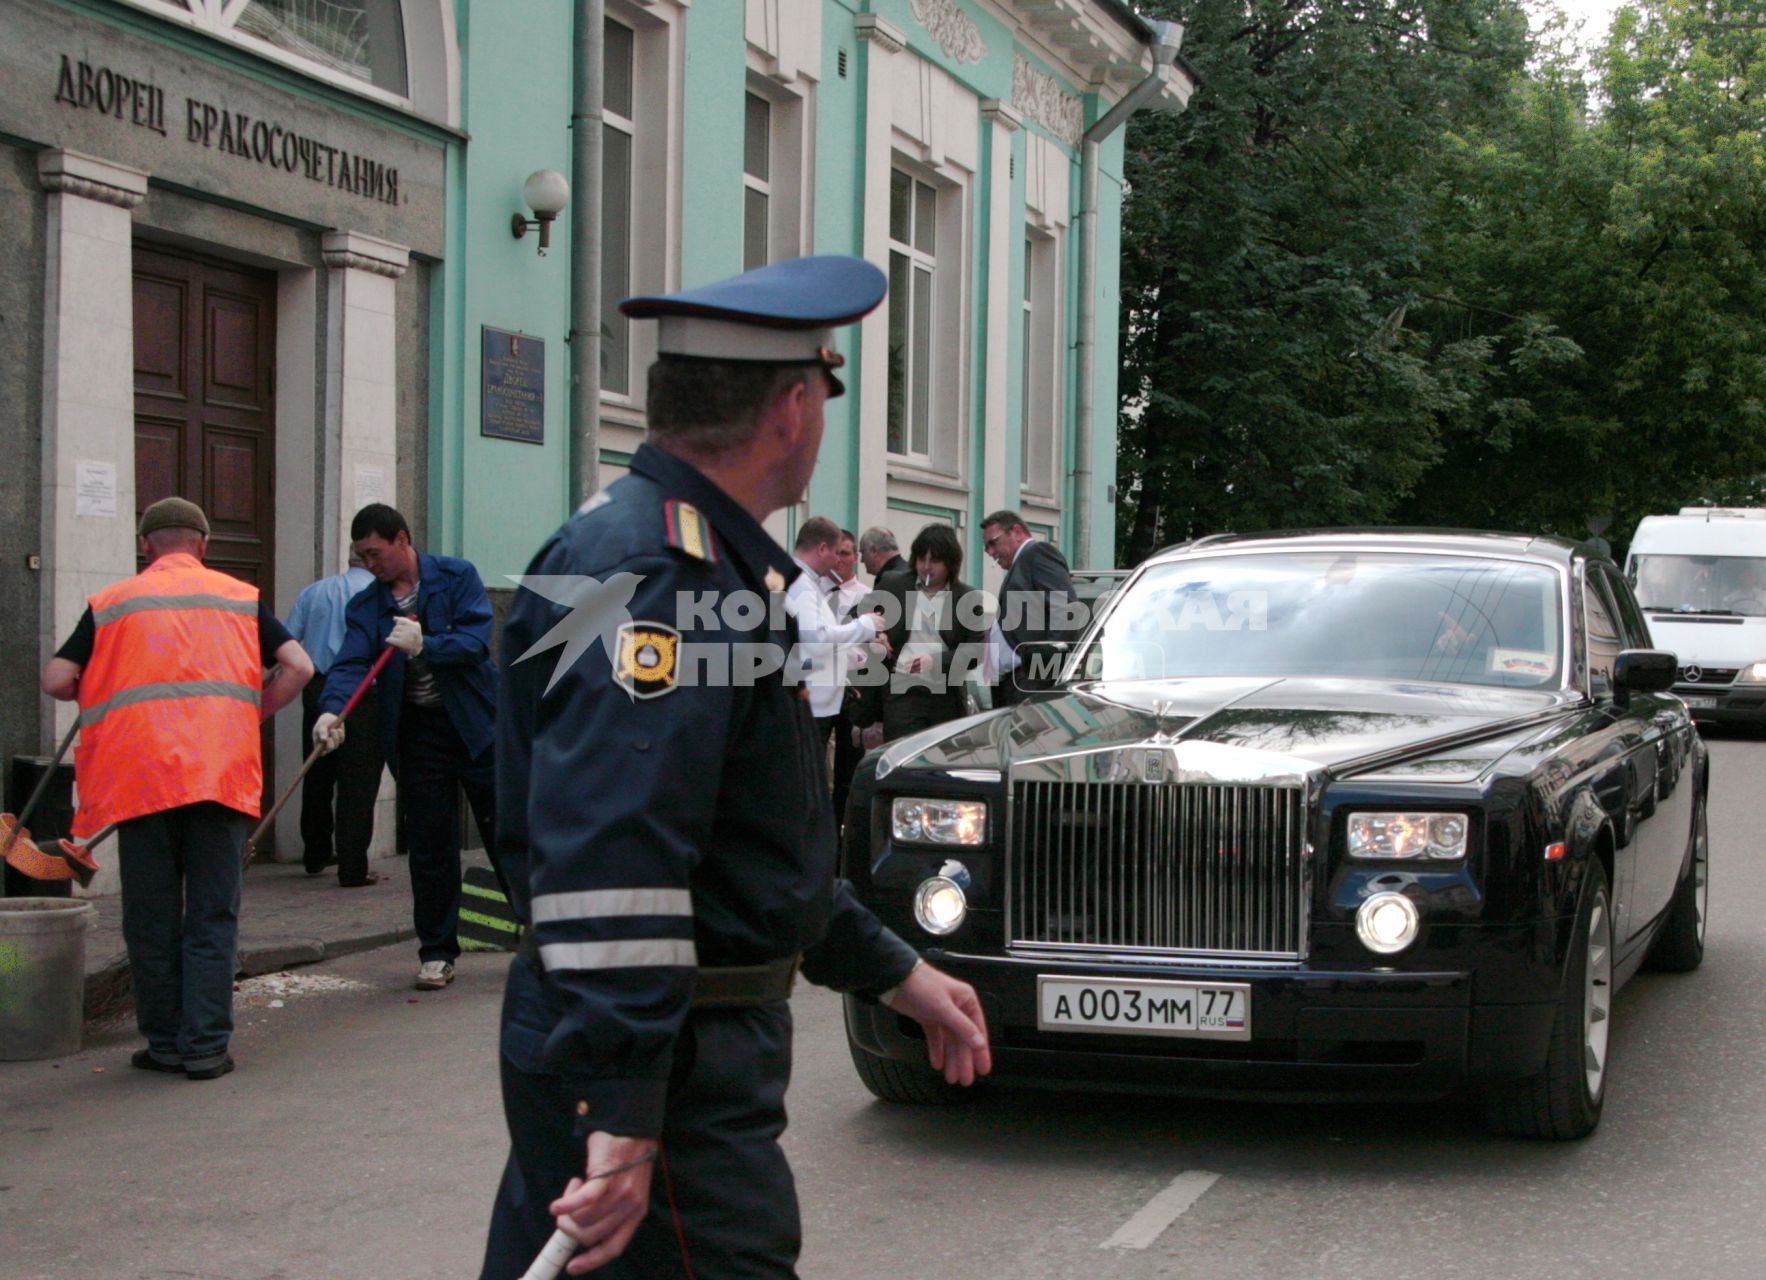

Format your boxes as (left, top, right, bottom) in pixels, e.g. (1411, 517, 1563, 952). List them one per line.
(1009, 781, 1308, 959)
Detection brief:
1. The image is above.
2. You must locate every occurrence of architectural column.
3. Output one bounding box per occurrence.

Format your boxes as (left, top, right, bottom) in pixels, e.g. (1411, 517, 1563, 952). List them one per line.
(37, 150, 148, 743)
(321, 230, 409, 572)
(853, 13, 906, 543)
(979, 100, 1023, 581)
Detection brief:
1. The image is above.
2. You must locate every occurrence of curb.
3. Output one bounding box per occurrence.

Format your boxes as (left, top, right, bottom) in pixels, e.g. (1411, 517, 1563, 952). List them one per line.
(82, 925, 419, 1025)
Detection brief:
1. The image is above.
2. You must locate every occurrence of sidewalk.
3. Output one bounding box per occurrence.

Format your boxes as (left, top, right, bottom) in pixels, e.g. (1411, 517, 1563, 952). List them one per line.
(82, 850, 495, 1014)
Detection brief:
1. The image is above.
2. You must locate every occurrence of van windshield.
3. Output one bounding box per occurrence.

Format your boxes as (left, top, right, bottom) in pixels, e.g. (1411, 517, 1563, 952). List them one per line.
(1630, 555, 1766, 617)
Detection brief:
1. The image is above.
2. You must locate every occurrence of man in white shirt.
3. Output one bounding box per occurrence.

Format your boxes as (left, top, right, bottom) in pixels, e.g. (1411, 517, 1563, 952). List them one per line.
(785, 518, 888, 757)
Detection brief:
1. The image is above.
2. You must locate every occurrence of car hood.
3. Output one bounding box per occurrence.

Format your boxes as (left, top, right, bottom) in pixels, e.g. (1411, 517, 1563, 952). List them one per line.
(1643, 613, 1766, 668)
(875, 677, 1577, 783)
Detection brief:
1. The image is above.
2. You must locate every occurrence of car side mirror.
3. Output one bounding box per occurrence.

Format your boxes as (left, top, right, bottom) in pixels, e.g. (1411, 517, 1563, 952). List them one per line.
(1615, 649, 1677, 695)
(1013, 640, 1071, 694)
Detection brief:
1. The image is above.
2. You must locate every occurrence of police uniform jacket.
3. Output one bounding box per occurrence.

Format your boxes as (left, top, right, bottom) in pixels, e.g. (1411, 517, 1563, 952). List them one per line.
(497, 443, 920, 1139)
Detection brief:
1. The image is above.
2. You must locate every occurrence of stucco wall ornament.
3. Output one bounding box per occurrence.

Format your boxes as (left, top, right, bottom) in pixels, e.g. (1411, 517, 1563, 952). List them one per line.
(910, 0, 986, 65)
(1011, 54, 1083, 147)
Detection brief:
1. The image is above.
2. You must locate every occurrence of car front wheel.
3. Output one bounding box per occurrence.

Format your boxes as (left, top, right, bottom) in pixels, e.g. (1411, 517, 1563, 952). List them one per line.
(847, 1032, 974, 1106)
(1482, 859, 1612, 1140)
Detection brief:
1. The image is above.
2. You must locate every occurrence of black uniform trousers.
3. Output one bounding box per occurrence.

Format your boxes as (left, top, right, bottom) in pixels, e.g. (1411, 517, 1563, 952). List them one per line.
(298, 679, 384, 882)
(481, 960, 800, 1280)
(398, 701, 496, 964)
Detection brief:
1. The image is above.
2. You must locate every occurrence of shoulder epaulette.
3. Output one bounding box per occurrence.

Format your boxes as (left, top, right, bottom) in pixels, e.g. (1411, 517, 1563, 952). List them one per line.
(663, 499, 718, 563)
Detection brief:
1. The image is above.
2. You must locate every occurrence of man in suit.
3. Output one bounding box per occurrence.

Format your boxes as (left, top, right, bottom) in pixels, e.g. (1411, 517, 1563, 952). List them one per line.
(858, 526, 909, 586)
(982, 509, 1076, 707)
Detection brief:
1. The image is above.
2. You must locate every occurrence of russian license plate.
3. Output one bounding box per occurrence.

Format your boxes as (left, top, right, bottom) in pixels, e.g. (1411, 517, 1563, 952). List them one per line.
(1682, 695, 1718, 709)
(1037, 976, 1251, 1041)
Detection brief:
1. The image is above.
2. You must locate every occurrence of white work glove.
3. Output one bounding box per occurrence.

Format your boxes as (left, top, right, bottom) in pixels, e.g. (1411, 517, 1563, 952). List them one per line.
(312, 712, 346, 755)
(387, 616, 424, 655)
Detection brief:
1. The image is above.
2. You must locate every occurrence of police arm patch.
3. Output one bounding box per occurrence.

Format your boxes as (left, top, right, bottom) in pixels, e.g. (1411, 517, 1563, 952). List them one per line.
(614, 622, 681, 699)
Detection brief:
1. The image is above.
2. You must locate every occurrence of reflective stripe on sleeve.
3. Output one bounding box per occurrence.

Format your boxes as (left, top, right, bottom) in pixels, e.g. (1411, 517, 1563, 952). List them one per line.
(93, 594, 258, 627)
(537, 939, 698, 971)
(81, 680, 262, 729)
(531, 888, 694, 924)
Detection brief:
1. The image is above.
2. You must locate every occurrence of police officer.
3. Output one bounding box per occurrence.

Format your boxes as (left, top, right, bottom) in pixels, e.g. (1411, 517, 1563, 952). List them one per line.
(482, 256, 990, 1279)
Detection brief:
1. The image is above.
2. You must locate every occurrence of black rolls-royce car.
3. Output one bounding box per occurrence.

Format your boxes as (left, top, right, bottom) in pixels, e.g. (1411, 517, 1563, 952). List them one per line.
(843, 532, 1709, 1139)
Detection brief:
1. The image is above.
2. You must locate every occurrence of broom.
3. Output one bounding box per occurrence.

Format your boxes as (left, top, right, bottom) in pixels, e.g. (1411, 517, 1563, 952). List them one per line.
(242, 639, 399, 864)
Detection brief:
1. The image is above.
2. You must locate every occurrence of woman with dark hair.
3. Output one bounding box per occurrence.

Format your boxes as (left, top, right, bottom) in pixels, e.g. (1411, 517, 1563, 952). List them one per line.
(876, 523, 986, 740)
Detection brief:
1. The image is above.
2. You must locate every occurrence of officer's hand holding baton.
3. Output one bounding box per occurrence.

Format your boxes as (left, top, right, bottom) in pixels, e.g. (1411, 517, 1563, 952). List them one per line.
(529, 1132, 659, 1277)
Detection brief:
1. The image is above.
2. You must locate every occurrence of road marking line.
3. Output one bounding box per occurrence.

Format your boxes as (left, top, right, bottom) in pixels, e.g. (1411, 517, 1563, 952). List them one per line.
(1101, 1170, 1221, 1250)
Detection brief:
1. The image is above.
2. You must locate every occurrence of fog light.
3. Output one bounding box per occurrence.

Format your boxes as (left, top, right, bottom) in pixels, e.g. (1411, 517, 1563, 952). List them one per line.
(1356, 891, 1420, 955)
(913, 876, 968, 936)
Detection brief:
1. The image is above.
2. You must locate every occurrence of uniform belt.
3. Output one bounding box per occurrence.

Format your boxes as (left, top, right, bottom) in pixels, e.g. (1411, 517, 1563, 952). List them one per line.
(517, 932, 798, 1008)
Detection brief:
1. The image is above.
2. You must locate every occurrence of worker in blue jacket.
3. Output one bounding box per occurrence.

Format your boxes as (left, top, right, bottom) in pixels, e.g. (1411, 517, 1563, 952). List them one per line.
(316, 502, 498, 991)
(480, 256, 991, 1280)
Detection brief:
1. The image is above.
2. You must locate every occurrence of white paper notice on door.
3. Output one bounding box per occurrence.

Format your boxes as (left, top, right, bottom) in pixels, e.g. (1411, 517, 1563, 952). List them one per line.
(354, 464, 388, 510)
(75, 461, 118, 518)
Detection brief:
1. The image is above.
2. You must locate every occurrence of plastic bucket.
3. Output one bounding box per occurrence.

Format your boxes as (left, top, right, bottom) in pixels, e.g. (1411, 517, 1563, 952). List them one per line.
(0, 897, 93, 1060)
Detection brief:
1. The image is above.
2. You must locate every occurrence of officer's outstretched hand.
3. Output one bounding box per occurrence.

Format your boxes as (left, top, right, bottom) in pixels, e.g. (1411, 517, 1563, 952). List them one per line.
(885, 962, 993, 1086)
(549, 1131, 658, 1274)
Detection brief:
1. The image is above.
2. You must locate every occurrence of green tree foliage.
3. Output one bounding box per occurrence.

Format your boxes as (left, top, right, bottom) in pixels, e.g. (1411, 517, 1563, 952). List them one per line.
(1117, 0, 1766, 562)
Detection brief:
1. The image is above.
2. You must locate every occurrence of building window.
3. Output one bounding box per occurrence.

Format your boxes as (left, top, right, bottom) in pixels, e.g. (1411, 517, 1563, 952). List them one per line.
(887, 169, 939, 462)
(1021, 230, 1062, 497)
(121, 1, 411, 99)
(744, 93, 772, 271)
(236, 1, 408, 93)
(602, 15, 637, 397)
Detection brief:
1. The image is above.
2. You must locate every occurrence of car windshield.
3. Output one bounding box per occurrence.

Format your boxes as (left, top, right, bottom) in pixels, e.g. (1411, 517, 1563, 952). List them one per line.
(1630, 554, 1766, 617)
(1077, 552, 1564, 689)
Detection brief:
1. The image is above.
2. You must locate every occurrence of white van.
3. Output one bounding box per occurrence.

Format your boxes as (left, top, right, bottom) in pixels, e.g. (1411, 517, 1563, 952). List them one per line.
(1625, 506, 1766, 725)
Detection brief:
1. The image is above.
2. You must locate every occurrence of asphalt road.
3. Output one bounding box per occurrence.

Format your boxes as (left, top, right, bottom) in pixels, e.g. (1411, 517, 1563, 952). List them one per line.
(3, 732, 1763, 1280)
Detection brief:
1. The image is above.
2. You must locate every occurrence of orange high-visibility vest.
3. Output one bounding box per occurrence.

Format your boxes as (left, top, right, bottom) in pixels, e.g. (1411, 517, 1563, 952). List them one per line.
(72, 553, 263, 835)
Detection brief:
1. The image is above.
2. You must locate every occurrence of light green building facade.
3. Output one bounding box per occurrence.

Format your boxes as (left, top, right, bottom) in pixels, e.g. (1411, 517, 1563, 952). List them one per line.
(439, 0, 1193, 589)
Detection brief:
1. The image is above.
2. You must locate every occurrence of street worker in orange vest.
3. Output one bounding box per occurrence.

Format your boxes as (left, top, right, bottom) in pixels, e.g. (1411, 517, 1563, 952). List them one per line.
(40, 497, 314, 1080)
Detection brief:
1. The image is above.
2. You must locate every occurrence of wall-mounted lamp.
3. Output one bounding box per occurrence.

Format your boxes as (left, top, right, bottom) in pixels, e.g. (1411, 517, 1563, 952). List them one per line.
(511, 169, 571, 255)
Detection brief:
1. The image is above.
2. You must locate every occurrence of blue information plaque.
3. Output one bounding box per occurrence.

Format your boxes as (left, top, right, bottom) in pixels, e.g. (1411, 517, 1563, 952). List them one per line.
(481, 327, 545, 444)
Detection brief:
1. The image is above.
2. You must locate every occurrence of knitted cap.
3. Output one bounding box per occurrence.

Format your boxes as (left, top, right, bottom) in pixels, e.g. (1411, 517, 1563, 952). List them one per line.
(138, 497, 210, 538)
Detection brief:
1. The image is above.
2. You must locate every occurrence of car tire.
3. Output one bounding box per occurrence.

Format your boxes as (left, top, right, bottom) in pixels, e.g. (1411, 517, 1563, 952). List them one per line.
(847, 1033, 973, 1106)
(1644, 787, 1708, 974)
(1482, 859, 1612, 1141)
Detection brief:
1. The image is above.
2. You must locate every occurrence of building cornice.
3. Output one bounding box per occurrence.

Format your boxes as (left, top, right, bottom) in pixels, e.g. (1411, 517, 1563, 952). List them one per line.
(321, 229, 410, 279)
(854, 13, 908, 57)
(37, 150, 149, 210)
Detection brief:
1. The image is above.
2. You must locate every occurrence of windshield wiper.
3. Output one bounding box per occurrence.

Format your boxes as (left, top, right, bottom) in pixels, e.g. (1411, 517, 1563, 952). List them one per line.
(1645, 607, 1740, 616)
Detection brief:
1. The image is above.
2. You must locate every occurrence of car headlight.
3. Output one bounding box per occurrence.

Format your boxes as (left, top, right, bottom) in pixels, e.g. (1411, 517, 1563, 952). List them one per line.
(1347, 812, 1468, 860)
(1356, 892, 1421, 955)
(891, 798, 988, 846)
(1738, 661, 1766, 685)
(913, 876, 968, 936)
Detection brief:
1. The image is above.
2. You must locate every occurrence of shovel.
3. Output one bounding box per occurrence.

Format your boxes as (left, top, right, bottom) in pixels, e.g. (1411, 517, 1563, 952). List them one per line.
(0, 717, 82, 882)
(243, 640, 399, 864)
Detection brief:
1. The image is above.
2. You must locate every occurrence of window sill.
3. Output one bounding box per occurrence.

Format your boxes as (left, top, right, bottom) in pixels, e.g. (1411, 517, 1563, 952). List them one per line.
(886, 463, 968, 494)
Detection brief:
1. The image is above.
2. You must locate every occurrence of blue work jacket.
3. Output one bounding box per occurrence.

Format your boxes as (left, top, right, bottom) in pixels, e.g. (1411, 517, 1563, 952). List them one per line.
(321, 551, 499, 766)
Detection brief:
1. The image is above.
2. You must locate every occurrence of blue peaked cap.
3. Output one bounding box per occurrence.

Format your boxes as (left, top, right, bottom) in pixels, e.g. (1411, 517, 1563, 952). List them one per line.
(620, 255, 887, 396)
(620, 255, 887, 328)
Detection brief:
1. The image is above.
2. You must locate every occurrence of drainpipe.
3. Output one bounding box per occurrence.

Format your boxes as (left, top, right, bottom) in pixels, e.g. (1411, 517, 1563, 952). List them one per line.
(570, 0, 605, 505)
(1073, 19, 1187, 567)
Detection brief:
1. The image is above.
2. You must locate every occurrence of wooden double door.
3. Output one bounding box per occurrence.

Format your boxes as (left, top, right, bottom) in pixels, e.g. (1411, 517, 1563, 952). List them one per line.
(132, 245, 279, 814)
(132, 245, 277, 596)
